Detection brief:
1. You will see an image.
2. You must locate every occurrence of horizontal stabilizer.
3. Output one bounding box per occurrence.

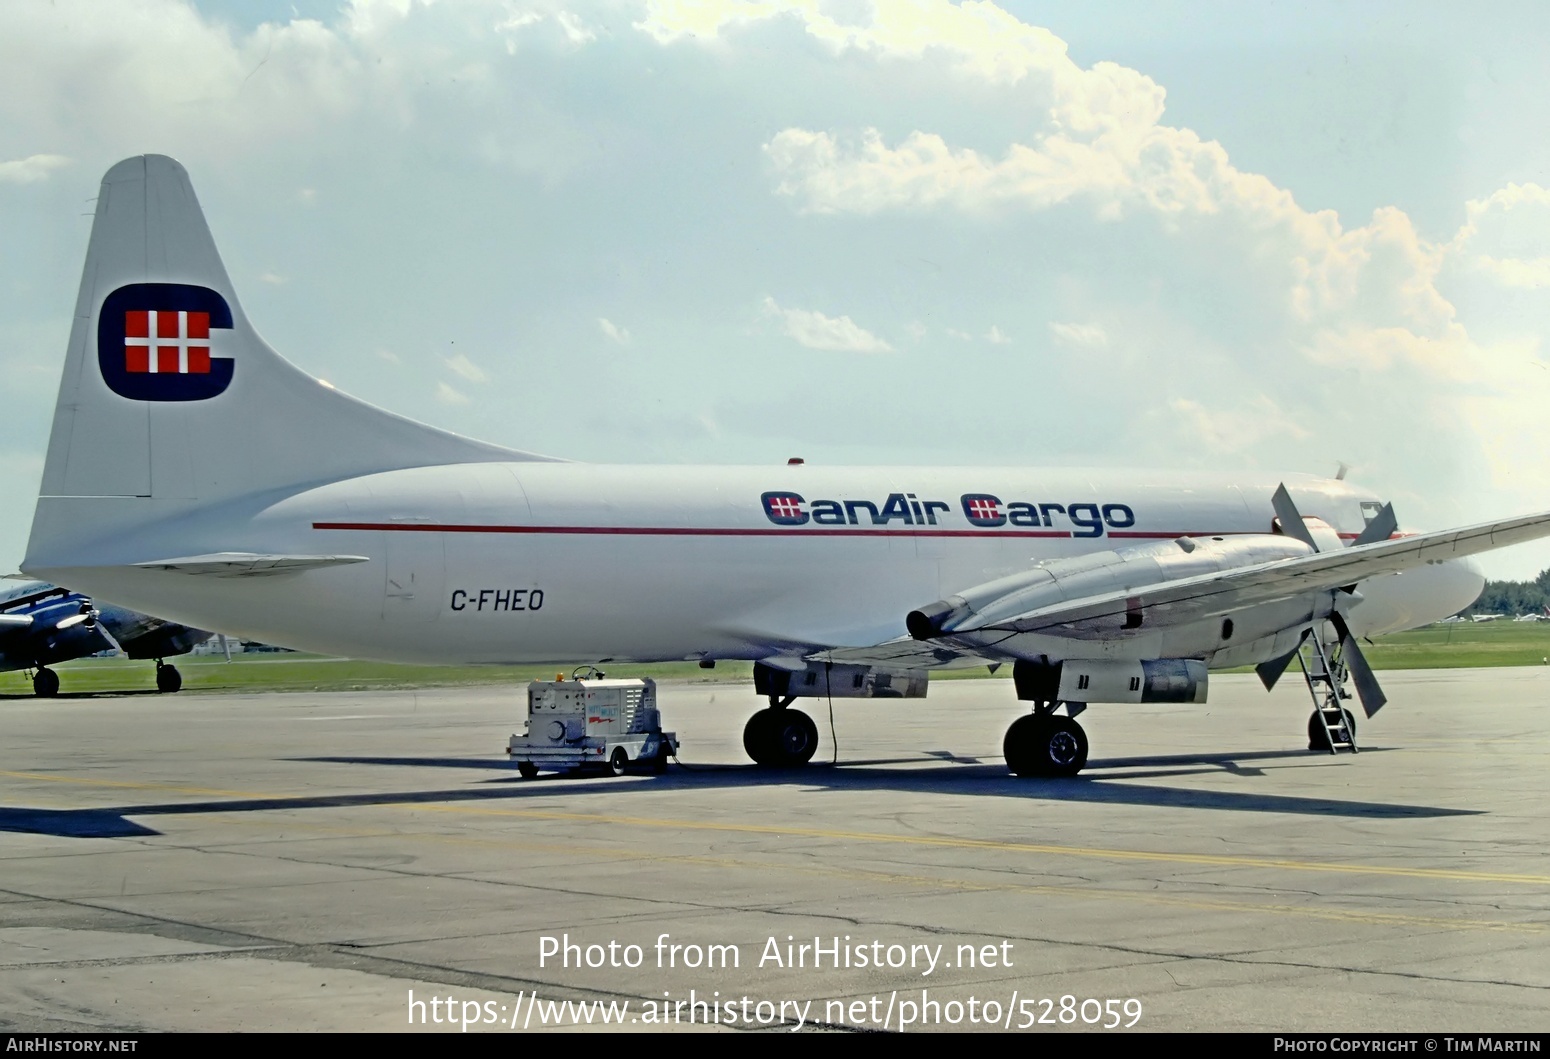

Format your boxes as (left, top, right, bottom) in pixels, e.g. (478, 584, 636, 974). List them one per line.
(130, 553, 370, 577)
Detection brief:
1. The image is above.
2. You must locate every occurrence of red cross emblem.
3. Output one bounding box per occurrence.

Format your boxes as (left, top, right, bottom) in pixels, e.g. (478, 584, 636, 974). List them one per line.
(768, 496, 803, 520)
(761, 491, 809, 525)
(124, 310, 211, 375)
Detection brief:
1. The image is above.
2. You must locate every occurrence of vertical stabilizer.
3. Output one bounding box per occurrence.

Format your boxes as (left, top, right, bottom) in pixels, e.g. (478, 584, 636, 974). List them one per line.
(26, 155, 553, 571)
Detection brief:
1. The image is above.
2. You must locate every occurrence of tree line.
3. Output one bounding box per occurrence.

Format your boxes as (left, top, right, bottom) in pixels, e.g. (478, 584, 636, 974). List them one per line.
(1472, 569, 1550, 616)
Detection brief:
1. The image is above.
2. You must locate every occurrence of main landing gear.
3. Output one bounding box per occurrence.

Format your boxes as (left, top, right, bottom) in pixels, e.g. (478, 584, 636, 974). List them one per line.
(743, 695, 819, 767)
(32, 667, 59, 697)
(1003, 706, 1089, 778)
(155, 661, 183, 694)
(1004, 659, 1089, 777)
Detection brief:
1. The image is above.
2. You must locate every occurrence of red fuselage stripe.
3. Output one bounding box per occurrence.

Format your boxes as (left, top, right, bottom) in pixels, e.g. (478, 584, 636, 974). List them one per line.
(312, 521, 1361, 541)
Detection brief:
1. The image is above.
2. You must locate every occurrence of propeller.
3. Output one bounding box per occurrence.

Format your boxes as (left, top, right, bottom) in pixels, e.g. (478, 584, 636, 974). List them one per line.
(57, 601, 99, 631)
(1350, 502, 1397, 547)
(1255, 628, 1308, 692)
(1330, 610, 1387, 717)
(1257, 484, 1388, 717)
(1271, 483, 1318, 550)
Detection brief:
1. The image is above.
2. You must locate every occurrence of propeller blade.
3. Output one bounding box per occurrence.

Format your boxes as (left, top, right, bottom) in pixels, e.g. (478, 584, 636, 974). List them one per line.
(1255, 628, 1310, 691)
(1351, 502, 1398, 548)
(1330, 612, 1388, 718)
(1271, 483, 1318, 551)
(219, 633, 232, 663)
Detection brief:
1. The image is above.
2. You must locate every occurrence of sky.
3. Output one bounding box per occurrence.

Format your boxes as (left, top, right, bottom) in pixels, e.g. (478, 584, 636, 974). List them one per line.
(4, 0, 1550, 579)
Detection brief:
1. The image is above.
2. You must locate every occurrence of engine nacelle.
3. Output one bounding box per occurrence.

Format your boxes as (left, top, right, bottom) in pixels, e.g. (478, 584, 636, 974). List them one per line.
(754, 661, 929, 699)
(907, 534, 1313, 638)
(120, 623, 207, 660)
(28, 600, 117, 665)
(1057, 658, 1208, 704)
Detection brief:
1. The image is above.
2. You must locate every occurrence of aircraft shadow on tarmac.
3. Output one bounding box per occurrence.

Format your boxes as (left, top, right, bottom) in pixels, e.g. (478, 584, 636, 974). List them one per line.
(0, 690, 166, 700)
(0, 745, 1480, 839)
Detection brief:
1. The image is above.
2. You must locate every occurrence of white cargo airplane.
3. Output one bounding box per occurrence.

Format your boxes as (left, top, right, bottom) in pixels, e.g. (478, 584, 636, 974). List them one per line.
(22, 156, 1550, 776)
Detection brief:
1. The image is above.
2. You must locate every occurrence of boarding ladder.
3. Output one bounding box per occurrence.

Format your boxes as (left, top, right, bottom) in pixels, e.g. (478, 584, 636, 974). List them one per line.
(1296, 636, 1358, 754)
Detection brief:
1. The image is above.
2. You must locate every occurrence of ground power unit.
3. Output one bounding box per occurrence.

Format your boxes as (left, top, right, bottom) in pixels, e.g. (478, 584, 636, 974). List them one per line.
(507, 675, 677, 778)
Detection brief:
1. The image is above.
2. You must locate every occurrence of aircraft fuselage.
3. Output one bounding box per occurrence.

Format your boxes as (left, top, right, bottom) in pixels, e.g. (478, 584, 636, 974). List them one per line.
(32, 463, 1481, 667)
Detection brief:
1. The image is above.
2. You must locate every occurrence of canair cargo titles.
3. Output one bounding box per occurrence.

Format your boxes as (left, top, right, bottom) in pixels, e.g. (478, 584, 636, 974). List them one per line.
(761, 491, 1136, 537)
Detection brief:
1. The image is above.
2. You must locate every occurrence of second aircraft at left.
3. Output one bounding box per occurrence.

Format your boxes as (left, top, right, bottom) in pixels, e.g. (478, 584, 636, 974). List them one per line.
(0, 580, 208, 696)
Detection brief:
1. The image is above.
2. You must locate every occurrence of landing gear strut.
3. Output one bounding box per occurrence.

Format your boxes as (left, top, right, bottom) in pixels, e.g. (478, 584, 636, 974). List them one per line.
(32, 667, 59, 698)
(743, 695, 819, 767)
(155, 661, 183, 694)
(1004, 660, 1089, 777)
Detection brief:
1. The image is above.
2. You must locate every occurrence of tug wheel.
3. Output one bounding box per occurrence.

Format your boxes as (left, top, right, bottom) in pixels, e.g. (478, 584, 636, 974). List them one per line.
(608, 747, 630, 777)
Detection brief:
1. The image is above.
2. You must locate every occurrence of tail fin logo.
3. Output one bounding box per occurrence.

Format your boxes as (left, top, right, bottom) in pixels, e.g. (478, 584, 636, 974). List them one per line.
(97, 284, 234, 401)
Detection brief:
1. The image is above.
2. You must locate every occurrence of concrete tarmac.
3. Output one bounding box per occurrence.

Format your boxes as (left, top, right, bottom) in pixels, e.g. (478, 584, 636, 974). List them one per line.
(1, 668, 1547, 1033)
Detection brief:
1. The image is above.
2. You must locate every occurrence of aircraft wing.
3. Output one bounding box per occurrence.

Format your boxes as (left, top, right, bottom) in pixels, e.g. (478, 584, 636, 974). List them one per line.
(806, 509, 1550, 669)
(812, 638, 987, 669)
(0, 613, 34, 635)
(130, 553, 369, 577)
(0, 586, 68, 647)
(939, 509, 1550, 639)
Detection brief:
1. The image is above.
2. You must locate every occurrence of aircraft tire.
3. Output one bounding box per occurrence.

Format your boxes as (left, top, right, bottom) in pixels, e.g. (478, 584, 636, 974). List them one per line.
(156, 664, 183, 694)
(1039, 715, 1088, 777)
(1004, 713, 1088, 777)
(1307, 708, 1356, 751)
(769, 709, 818, 766)
(1003, 714, 1043, 776)
(743, 710, 776, 765)
(33, 668, 59, 698)
(743, 708, 818, 767)
(517, 762, 539, 779)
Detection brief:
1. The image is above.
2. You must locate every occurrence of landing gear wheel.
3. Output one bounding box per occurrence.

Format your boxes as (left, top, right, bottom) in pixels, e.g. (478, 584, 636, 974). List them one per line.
(743, 708, 819, 767)
(743, 710, 776, 765)
(771, 709, 818, 766)
(1004, 713, 1089, 777)
(32, 668, 59, 698)
(608, 747, 629, 777)
(516, 761, 539, 779)
(1307, 708, 1356, 751)
(155, 663, 183, 694)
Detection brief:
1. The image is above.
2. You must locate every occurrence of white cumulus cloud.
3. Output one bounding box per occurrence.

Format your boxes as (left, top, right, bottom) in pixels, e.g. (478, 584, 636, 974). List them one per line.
(0, 154, 68, 183)
(436, 381, 471, 405)
(599, 317, 632, 345)
(1049, 322, 1108, 348)
(443, 353, 488, 384)
(762, 296, 892, 353)
(1451, 183, 1550, 289)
